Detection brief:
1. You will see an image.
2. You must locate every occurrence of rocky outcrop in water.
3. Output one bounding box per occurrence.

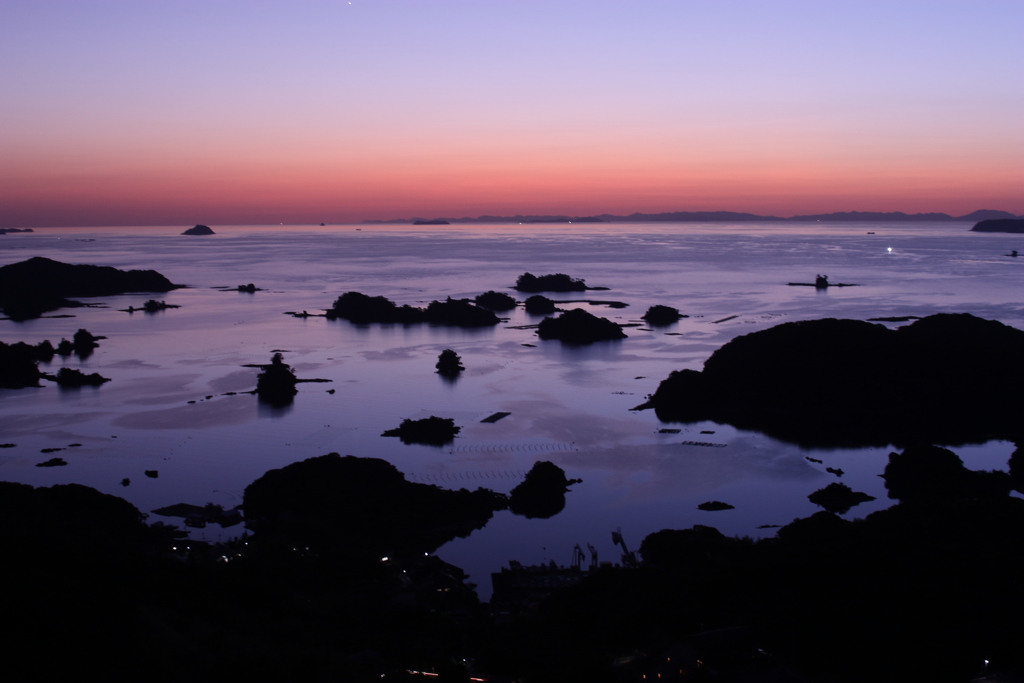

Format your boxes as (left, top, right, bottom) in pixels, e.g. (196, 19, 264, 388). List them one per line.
(515, 272, 594, 293)
(524, 294, 557, 315)
(474, 290, 517, 311)
(637, 313, 1024, 447)
(255, 353, 298, 406)
(381, 416, 460, 446)
(0, 339, 56, 388)
(0, 257, 182, 321)
(508, 461, 581, 519)
(537, 308, 627, 344)
(435, 349, 464, 377)
(807, 483, 876, 514)
(182, 225, 215, 235)
(424, 298, 500, 327)
(642, 305, 686, 326)
(52, 367, 111, 387)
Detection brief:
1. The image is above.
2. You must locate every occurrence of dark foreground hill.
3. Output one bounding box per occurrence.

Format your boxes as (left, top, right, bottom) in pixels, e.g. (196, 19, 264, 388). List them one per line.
(2, 445, 1021, 682)
(0, 256, 182, 320)
(637, 313, 1024, 447)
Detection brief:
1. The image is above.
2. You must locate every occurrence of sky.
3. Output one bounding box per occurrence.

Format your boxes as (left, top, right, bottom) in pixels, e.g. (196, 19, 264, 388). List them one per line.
(1, 0, 1022, 226)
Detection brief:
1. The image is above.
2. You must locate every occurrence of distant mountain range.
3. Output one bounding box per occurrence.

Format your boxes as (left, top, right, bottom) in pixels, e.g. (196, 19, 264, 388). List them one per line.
(363, 209, 1022, 225)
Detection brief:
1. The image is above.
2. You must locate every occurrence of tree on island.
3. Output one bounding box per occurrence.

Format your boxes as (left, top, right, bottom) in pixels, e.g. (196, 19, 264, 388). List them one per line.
(642, 305, 685, 326)
(537, 308, 627, 344)
(514, 272, 590, 293)
(436, 349, 464, 377)
(255, 353, 298, 406)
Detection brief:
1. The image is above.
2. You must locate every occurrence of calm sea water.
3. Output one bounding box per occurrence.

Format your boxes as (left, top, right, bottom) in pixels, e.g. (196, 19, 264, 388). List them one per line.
(2, 222, 1022, 597)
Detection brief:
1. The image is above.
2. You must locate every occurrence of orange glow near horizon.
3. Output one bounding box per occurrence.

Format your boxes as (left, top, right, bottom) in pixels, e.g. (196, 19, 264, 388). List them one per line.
(2, 2, 1021, 226)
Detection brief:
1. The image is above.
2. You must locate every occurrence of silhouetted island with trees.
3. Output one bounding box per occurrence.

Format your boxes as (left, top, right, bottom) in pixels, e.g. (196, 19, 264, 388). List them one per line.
(326, 292, 499, 327)
(524, 294, 558, 314)
(514, 272, 608, 293)
(807, 482, 876, 514)
(473, 290, 517, 311)
(642, 304, 686, 326)
(435, 349, 464, 378)
(52, 367, 111, 387)
(537, 308, 627, 344)
(508, 461, 582, 519)
(254, 353, 298, 406)
(636, 312, 1024, 447)
(382, 416, 461, 445)
(0, 257, 183, 321)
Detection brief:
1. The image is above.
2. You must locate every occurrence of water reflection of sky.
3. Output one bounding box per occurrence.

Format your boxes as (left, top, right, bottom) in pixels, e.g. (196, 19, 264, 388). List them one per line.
(1, 222, 1021, 598)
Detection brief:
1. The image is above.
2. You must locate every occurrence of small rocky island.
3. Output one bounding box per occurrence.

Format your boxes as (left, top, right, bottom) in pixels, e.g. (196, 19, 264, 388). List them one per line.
(0, 257, 183, 321)
(435, 349, 464, 378)
(787, 274, 858, 288)
(254, 353, 298, 406)
(524, 294, 557, 315)
(52, 367, 111, 387)
(382, 416, 461, 446)
(970, 218, 1024, 233)
(326, 292, 499, 328)
(537, 308, 627, 344)
(636, 313, 1024, 447)
(474, 290, 517, 311)
(514, 272, 607, 293)
(807, 482, 876, 514)
(0, 339, 56, 388)
(182, 224, 215, 235)
(642, 305, 686, 326)
(507, 461, 581, 519)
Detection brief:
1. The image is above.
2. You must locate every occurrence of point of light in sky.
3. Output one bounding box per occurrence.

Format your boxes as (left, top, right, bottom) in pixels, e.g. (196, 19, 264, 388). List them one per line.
(1, 1, 1022, 226)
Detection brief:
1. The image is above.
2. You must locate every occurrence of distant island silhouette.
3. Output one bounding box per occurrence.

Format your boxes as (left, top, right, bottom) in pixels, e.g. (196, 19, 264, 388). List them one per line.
(182, 224, 215, 235)
(970, 218, 1024, 233)
(363, 208, 1021, 224)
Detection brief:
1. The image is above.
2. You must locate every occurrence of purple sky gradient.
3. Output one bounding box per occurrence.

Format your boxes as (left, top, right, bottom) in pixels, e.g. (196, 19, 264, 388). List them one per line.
(2, 1, 1022, 226)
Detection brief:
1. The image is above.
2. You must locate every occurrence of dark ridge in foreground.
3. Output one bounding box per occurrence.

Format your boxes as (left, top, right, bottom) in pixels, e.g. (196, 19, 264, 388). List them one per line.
(0, 256, 182, 321)
(327, 292, 499, 327)
(970, 218, 1024, 233)
(537, 308, 627, 344)
(636, 313, 1024, 447)
(1, 445, 1021, 681)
